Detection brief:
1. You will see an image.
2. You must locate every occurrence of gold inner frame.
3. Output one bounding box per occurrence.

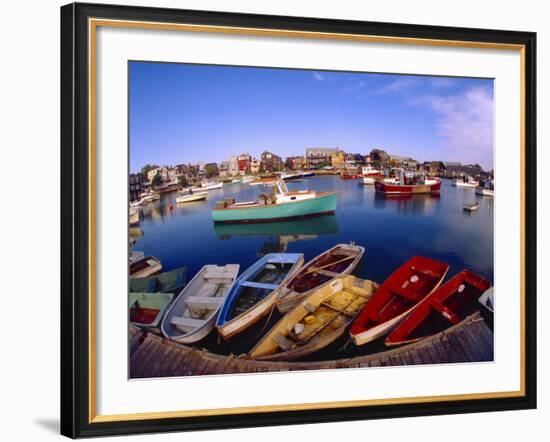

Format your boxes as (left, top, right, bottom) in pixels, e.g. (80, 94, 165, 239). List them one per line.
(87, 18, 527, 424)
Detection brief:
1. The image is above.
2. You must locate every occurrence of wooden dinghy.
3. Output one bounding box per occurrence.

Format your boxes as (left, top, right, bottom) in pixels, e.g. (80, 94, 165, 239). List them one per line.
(130, 254, 162, 278)
(249, 276, 376, 361)
(216, 254, 304, 339)
(161, 264, 239, 344)
(275, 243, 365, 314)
(350, 256, 449, 346)
(161, 264, 240, 344)
(385, 270, 491, 346)
(129, 292, 174, 334)
(130, 266, 186, 294)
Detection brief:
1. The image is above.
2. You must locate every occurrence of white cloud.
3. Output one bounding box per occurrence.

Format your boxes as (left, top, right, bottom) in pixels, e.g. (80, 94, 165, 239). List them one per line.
(430, 77, 457, 88)
(341, 80, 367, 94)
(374, 77, 419, 95)
(414, 87, 494, 168)
(312, 72, 324, 81)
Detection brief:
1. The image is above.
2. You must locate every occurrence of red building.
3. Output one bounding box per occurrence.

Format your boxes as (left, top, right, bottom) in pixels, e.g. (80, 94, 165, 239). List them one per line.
(237, 153, 251, 173)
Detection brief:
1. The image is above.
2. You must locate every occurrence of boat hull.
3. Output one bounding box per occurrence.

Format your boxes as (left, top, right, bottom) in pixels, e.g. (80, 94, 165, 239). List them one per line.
(375, 180, 441, 194)
(176, 192, 207, 203)
(212, 192, 338, 223)
(475, 186, 494, 196)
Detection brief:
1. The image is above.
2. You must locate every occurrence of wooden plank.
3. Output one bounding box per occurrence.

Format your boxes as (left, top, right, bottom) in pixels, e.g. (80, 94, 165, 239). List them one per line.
(443, 330, 470, 362)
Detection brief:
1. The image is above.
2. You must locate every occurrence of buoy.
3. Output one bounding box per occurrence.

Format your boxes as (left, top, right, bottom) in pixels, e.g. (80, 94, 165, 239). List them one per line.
(168, 204, 173, 210)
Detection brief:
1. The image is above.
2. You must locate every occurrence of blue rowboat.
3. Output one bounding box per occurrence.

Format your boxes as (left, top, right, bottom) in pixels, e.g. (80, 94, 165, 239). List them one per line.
(212, 178, 338, 223)
(216, 253, 304, 339)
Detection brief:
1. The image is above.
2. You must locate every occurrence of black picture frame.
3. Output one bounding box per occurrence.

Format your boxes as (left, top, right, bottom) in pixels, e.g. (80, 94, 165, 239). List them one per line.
(61, 2, 537, 438)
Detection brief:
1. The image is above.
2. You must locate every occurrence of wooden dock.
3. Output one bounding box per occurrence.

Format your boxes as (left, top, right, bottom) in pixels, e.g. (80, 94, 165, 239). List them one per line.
(130, 312, 493, 378)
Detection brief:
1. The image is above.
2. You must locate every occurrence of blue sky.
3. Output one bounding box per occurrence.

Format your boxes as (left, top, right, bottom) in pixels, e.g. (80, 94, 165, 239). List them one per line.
(129, 62, 494, 173)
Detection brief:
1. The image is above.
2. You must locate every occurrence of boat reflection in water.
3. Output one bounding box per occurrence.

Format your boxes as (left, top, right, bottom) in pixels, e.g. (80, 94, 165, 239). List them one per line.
(373, 192, 441, 215)
(213, 215, 339, 253)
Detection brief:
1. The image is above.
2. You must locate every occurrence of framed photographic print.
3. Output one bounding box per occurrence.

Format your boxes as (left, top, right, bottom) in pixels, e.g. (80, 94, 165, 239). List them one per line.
(60, 2, 537, 438)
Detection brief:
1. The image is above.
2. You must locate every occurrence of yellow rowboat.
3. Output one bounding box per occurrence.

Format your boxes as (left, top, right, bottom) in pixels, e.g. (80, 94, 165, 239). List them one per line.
(249, 276, 376, 361)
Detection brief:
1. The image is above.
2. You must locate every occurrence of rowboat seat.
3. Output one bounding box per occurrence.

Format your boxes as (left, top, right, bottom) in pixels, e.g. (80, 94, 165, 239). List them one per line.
(389, 285, 422, 302)
(304, 302, 316, 313)
(240, 281, 279, 290)
(410, 267, 439, 279)
(171, 316, 207, 333)
(185, 296, 224, 310)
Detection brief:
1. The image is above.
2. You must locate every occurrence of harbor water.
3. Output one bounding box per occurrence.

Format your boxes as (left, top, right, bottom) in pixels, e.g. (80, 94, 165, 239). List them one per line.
(130, 176, 493, 359)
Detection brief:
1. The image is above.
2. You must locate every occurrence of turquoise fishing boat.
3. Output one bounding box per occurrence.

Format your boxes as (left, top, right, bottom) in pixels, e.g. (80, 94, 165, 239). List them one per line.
(212, 178, 338, 223)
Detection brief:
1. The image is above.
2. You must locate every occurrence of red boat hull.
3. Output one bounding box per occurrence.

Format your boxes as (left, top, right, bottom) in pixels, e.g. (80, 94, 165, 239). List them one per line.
(375, 180, 441, 194)
(350, 256, 449, 345)
(385, 270, 491, 346)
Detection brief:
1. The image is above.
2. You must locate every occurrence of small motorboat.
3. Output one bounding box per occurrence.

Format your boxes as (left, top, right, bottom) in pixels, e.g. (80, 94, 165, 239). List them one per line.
(129, 266, 186, 294)
(463, 202, 479, 212)
(191, 180, 223, 191)
(249, 276, 376, 361)
(453, 175, 479, 188)
(176, 191, 208, 203)
(216, 253, 304, 339)
(301, 171, 315, 178)
(129, 254, 162, 278)
(276, 243, 365, 313)
(350, 256, 449, 346)
(475, 179, 495, 197)
(129, 292, 174, 334)
(385, 270, 491, 346)
(161, 264, 240, 344)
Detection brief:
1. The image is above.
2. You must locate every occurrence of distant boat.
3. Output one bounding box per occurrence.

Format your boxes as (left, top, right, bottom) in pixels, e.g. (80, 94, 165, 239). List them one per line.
(279, 171, 302, 181)
(249, 276, 376, 361)
(129, 254, 162, 278)
(129, 207, 140, 225)
(375, 169, 441, 195)
(301, 171, 315, 178)
(191, 180, 223, 191)
(463, 202, 479, 212)
(211, 178, 338, 224)
(231, 178, 241, 183)
(361, 165, 383, 185)
(276, 243, 365, 313)
(130, 266, 187, 294)
(385, 270, 491, 346)
(453, 175, 479, 188)
(241, 176, 255, 183)
(216, 253, 304, 339)
(176, 191, 208, 203)
(350, 256, 449, 346)
(476, 179, 494, 197)
(139, 190, 161, 203)
(129, 292, 174, 334)
(161, 264, 240, 344)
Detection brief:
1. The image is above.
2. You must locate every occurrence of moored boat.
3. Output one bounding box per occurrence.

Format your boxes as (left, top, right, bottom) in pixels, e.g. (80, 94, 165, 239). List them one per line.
(139, 189, 161, 203)
(385, 270, 491, 346)
(463, 202, 479, 212)
(130, 266, 187, 294)
(279, 171, 303, 181)
(276, 243, 365, 313)
(176, 190, 208, 203)
(453, 175, 479, 188)
(350, 256, 449, 345)
(191, 180, 223, 191)
(130, 254, 162, 278)
(216, 254, 304, 339)
(129, 292, 174, 333)
(375, 170, 441, 195)
(301, 171, 315, 178)
(211, 178, 338, 224)
(475, 179, 494, 197)
(360, 165, 383, 184)
(161, 264, 240, 344)
(478, 287, 494, 314)
(249, 276, 376, 361)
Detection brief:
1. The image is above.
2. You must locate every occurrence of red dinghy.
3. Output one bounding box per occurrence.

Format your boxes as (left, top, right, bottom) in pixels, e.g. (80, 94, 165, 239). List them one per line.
(385, 270, 491, 346)
(350, 256, 449, 346)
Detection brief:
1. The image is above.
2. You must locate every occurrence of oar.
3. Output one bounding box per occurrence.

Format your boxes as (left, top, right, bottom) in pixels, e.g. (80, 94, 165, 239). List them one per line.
(303, 255, 355, 276)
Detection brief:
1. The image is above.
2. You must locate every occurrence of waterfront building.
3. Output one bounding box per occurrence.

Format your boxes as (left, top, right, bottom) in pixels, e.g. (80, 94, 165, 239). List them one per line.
(306, 147, 340, 168)
(369, 148, 390, 166)
(331, 151, 346, 170)
(219, 161, 229, 177)
(229, 156, 239, 176)
(444, 161, 462, 175)
(204, 162, 219, 177)
(285, 155, 306, 170)
(129, 173, 144, 202)
(147, 166, 168, 182)
(261, 150, 283, 171)
(250, 158, 261, 175)
(237, 153, 251, 174)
